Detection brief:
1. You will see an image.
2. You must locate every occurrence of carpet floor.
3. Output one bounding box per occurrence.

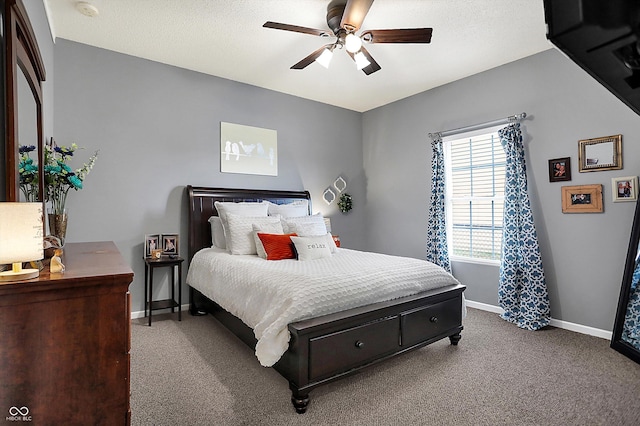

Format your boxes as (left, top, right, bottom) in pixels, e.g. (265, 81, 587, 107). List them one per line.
(130, 308, 640, 425)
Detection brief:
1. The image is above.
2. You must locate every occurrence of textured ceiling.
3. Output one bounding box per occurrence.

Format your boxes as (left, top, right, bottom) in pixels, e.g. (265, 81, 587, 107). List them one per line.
(44, 0, 552, 112)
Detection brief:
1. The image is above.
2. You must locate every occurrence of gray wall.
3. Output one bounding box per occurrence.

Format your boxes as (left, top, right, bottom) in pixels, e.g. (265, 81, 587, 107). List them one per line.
(53, 39, 365, 314)
(363, 49, 640, 332)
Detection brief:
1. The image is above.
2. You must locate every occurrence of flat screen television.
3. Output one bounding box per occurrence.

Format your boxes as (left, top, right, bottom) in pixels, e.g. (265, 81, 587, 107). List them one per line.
(544, 0, 640, 116)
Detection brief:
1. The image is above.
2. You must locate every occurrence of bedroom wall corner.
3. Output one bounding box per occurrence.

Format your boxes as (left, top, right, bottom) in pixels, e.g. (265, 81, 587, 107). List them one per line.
(362, 48, 640, 333)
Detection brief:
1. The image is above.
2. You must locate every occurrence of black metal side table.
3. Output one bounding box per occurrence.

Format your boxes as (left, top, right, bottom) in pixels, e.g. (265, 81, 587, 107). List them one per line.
(144, 256, 184, 326)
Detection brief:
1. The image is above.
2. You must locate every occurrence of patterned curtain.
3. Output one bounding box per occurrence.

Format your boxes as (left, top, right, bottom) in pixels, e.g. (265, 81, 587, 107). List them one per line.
(498, 123, 550, 330)
(622, 260, 640, 350)
(426, 136, 451, 273)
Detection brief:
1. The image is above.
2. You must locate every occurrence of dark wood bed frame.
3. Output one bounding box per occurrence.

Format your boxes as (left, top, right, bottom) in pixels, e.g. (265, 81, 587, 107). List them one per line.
(186, 185, 465, 413)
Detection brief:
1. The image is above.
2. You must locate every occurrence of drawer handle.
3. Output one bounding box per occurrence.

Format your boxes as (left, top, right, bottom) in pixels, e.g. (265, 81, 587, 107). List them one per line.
(355, 340, 364, 349)
(430, 316, 438, 323)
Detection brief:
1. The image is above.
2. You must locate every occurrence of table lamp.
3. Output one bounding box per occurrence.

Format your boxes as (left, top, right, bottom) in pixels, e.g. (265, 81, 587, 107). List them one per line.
(0, 202, 44, 281)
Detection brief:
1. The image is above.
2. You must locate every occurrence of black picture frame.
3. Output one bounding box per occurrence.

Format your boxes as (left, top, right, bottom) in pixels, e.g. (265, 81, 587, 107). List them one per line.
(549, 157, 571, 182)
(162, 234, 179, 256)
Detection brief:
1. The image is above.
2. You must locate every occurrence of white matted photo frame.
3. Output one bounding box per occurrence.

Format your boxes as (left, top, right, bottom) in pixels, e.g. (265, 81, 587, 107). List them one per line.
(220, 122, 278, 176)
(612, 176, 638, 202)
(162, 234, 179, 256)
(561, 184, 603, 213)
(144, 234, 160, 258)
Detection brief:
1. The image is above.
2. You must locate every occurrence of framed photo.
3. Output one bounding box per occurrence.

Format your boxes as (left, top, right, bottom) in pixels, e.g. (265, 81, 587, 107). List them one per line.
(220, 122, 278, 176)
(561, 184, 603, 213)
(612, 176, 638, 202)
(578, 134, 622, 172)
(548, 157, 571, 182)
(162, 234, 179, 255)
(144, 234, 160, 258)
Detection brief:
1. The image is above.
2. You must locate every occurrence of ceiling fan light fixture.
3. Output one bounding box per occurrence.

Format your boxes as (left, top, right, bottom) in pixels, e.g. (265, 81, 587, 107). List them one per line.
(354, 51, 371, 70)
(345, 33, 362, 53)
(315, 47, 334, 68)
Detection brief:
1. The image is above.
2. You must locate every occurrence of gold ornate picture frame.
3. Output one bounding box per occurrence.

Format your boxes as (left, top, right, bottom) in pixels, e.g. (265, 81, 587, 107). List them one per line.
(578, 134, 622, 172)
(561, 184, 603, 213)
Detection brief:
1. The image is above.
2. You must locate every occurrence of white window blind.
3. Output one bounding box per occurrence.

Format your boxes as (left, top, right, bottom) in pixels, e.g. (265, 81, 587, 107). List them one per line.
(444, 129, 505, 262)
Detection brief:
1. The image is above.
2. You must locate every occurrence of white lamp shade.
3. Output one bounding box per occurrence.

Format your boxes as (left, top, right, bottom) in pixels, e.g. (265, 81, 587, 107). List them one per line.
(315, 48, 333, 68)
(0, 202, 44, 264)
(354, 51, 371, 70)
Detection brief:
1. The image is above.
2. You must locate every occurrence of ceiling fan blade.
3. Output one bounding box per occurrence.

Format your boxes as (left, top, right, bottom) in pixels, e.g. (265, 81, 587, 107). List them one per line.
(347, 46, 381, 75)
(291, 45, 332, 70)
(263, 21, 330, 37)
(361, 28, 433, 44)
(340, 0, 374, 32)
(359, 46, 381, 75)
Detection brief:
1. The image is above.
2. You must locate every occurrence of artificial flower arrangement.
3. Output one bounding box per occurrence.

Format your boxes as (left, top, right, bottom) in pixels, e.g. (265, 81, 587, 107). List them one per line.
(18, 145, 39, 201)
(18, 139, 98, 213)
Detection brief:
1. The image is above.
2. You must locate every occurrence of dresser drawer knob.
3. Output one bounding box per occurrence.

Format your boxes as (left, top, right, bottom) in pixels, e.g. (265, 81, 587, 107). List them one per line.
(355, 340, 364, 348)
(430, 316, 438, 323)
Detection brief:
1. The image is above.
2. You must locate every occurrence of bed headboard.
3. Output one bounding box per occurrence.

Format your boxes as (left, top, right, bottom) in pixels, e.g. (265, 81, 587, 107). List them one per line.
(186, 186, 312, 262)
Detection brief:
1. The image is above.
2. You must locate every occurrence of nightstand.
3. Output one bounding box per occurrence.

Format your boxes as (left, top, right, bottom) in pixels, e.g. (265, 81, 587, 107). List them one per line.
(144, 256, 184, 326)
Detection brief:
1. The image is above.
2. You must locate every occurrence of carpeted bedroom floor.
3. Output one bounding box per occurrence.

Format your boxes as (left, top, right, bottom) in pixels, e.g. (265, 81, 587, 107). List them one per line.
(130, 308, 640, 425)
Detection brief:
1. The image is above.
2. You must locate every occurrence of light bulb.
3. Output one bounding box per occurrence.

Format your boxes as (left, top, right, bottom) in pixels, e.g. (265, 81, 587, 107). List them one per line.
(345, 33, 362, 53)
(315, 48, 334, 68)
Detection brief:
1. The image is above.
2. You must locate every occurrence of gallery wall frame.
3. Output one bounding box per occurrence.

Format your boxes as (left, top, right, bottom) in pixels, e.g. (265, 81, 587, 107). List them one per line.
(220, 122, 278, 176)
(578, 134, 622, 172)
(612, 176, 638, 202)
(561, 184, 603, 213)
(548, 157, 571, 182)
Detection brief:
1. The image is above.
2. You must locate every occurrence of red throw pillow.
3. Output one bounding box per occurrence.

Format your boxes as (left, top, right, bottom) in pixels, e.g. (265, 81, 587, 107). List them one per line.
(257, 233, 297, 260)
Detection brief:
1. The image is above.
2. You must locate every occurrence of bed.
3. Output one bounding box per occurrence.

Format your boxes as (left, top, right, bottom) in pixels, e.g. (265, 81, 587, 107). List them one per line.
(185, 185, 466, 413)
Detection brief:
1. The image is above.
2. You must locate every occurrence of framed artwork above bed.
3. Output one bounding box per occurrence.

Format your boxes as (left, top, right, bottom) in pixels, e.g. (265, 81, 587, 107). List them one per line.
(220, 122, 278, 176)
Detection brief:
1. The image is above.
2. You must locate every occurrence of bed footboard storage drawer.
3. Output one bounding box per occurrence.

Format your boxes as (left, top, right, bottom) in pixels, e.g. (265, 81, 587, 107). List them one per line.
(400, 298, 461, 348)
(308, 316, 399, 381)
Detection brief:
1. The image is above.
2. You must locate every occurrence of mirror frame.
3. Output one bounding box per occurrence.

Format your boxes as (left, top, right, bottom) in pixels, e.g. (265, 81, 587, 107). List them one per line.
(611, 198, 640, 364)
(4, 0, 46, 203)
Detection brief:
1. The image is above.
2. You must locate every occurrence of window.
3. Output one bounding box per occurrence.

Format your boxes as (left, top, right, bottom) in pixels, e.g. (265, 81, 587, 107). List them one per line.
(444, 129, 505, 262)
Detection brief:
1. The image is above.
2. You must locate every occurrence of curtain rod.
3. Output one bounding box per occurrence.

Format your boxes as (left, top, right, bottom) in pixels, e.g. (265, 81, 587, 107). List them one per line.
(428, 112, 527, 139)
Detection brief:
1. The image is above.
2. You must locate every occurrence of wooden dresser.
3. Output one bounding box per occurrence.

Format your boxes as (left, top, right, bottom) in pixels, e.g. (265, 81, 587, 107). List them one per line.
(0, 241, 134, 425)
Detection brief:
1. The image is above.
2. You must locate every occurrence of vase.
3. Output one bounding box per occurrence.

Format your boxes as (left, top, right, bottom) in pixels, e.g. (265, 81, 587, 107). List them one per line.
(48, 209, 68, 247)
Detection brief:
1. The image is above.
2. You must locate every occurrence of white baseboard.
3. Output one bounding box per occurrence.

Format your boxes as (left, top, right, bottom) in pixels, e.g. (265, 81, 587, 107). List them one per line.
(465, 299, 612, 340)
(131, 304, 190, 320)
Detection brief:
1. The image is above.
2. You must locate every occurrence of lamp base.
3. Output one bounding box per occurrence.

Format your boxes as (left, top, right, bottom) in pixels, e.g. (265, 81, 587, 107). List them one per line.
(0, 268, 40, 282)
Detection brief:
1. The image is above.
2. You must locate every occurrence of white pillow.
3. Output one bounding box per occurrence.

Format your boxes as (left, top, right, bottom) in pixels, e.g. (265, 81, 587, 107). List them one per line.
(292, 232, 337, 253)
(252, 221, 284, 259)
(225, 214, 281, 255)
(291, 235, 332, 261)
(281, 213, 326, 235)
(214, 201, 269, 223)
(208, 216, 226, 249)
(267, 201, 309, 218)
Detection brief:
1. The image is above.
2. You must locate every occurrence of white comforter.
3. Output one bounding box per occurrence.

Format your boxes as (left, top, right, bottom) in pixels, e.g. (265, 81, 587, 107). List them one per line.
(186, 247, 461, 367)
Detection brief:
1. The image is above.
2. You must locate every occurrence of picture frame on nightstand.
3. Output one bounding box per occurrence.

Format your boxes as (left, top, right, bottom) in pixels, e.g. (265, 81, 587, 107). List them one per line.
(144, 234, 160, 258)
(162, 234, 179, 256)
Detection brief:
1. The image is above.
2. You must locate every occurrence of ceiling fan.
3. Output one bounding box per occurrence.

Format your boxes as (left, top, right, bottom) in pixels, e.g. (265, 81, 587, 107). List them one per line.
(263, 0, 433, 75)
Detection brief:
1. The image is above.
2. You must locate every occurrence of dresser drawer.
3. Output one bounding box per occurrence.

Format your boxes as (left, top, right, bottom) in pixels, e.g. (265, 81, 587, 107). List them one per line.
(401, 298, 461, 347)
(308, 316, 399, 381)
